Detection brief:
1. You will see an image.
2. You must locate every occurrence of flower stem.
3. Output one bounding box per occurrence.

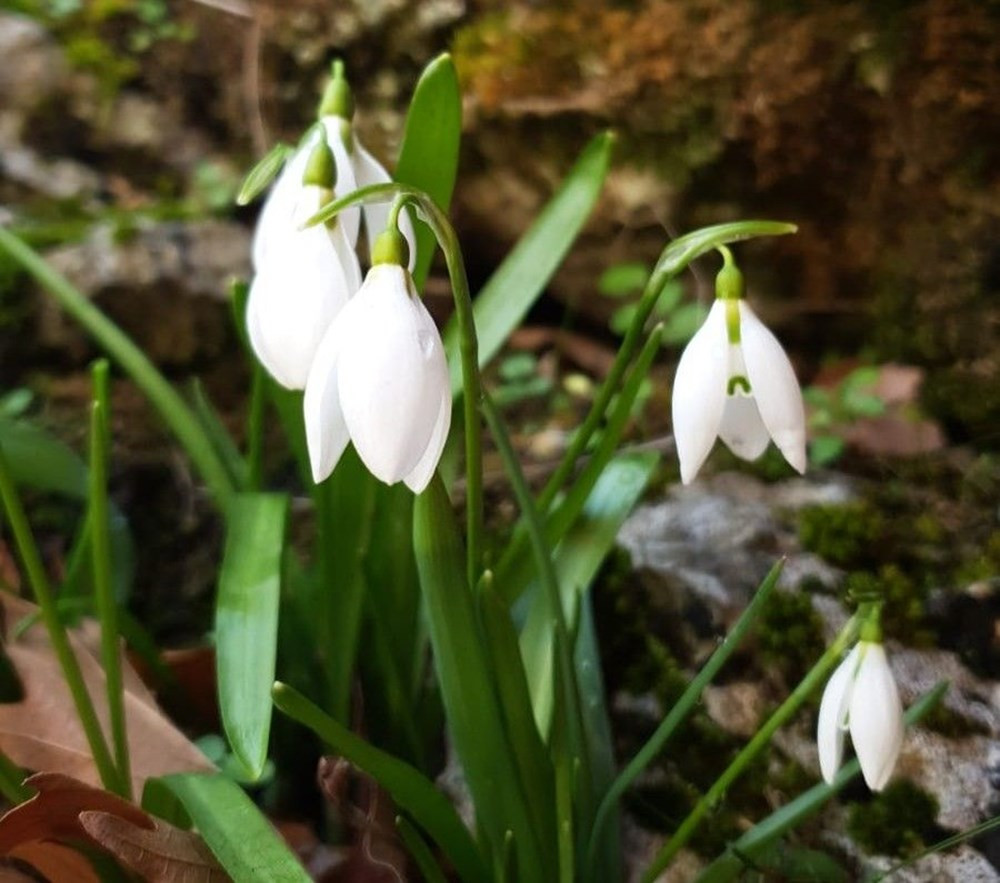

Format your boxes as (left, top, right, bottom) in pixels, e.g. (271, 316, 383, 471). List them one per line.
(0, 441, 124, 796)
(641, 613, 862, 882)
(89, 360, 132, 798)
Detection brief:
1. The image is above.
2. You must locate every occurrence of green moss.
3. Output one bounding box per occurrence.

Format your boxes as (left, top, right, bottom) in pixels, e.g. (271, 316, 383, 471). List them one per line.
(756, 589, 825, 682)
(847, 780, 941, 858)
(954, 529, 1000, 585)
(798, 502, 885, 569)
(922, 702, 990, 738)
(844, 565, 932, 645)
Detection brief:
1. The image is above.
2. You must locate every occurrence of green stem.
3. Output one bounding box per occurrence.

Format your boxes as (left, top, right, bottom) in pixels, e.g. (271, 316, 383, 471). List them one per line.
(304, 183, 485, 588)
(585, 558, 785, 881)
(641, 614, 861, 882)
(246, 365, 266, 490)
(0, 442, 123, 795)
(0, 226, 235, 510)
(0, 750, 30, 804)
(89, 362, 131, 798)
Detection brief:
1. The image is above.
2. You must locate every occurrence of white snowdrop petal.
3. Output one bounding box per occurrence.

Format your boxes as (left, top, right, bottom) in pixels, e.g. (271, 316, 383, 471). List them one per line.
(671, 300, 729, 483)
(849, 643, 904, 792)
(717, 392, 771, 462)
(817, 645, 860, 784)
(320, 116, 361, 247)
(246, 225, 350, 390)
(352, 142, 417, 272)
(304, 314, 352, 483)
(329, 220, 363, 295)
(336, 266, 444, 484)
(252, 144, 312, 268)
(739, 301, 807, 474)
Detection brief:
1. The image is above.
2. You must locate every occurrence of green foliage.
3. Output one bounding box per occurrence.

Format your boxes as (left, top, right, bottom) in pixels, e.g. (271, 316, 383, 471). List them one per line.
(756, 589, 825, 681)
(804, 365, 888, 466)
(492, 352, 554, 407)
(598, 263, 707, 344)
(846, 780, 941, 858)
(844, 566, 932, 646)
(798, 501, 885, 569)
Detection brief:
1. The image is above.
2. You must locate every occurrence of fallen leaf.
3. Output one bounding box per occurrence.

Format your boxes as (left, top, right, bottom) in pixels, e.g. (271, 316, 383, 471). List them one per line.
(0, 593, 214, 795)
(0, 772, 147, 853)
(9, 841, 100, 882)
(79, 810, 227, 883)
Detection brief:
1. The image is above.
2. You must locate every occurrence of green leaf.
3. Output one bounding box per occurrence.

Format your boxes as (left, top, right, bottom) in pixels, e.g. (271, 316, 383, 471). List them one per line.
(444, 131, 615, 392)
(609, 303, 639, 337)
(653, 220, 798, 278)
(396, 815, 449, 883)
(661, 301, 707, 345)
(395, 53, 462, 292)
(236, 142, 292, 205)
(413, 476, 552, 881)
(694, 682, 948, 883)
(216, 493, 289, 779)
(598, 262, 648, 297)
(272, 682, 490, 883)
(189, 379, 249, 490)
(156, 772, 311, 882)
(809, 435, 845, 466)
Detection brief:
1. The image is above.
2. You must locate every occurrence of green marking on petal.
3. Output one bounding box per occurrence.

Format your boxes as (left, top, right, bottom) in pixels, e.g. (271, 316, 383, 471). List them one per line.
(727, 375, 751, 396)
(725, 298, 742, 344)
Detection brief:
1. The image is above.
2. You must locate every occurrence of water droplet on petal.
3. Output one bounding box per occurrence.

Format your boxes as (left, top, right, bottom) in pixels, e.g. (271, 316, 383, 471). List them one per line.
(417, 329, 436, 358)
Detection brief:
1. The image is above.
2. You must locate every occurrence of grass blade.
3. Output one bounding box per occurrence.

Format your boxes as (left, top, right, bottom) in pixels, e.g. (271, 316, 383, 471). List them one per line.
(272, 682, 490, 883)
(216, 492, 289, 779)
(444, 132, 614, 392)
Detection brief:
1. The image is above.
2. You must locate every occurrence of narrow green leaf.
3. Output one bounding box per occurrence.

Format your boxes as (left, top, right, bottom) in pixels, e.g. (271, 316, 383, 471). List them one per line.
(653, 220, 797, 278)
(413, 476, 552, 881)
(695, 682, 948, 883)
(157, 772, 311, 882)
(444, 131, 615, 392)
(395, 53, 462, 291)
(396, 816, 449, 883)
(216, 493, 289, 779)
(189, 379, 249, 490)
(272, 682, 490, 883)
(237, 142, 292, 205)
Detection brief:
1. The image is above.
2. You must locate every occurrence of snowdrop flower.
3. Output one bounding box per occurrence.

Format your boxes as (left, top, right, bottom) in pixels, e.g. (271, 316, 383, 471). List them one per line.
(671, 247, 806, 484)
(304, 226, 450, 492)
(252, 61, 415, 272)
(246, 141, 361, 390)
(817, 637, 904, 791)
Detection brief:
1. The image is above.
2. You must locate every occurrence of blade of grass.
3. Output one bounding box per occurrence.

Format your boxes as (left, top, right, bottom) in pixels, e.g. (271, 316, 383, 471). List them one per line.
(272, 682, 490, 883)
(395, 52, 462, 292)
(0, 227, 235, 509)
(216, 492, 288, 779)
(396, 815, 449, 883)
(157, 772, 311, 882)
(0, 441, 122, 795)
(585, 558, 786, 881)
(695, 682, 949, 883)
(88, 360, 131, 798)
(443, 132, 615, 392)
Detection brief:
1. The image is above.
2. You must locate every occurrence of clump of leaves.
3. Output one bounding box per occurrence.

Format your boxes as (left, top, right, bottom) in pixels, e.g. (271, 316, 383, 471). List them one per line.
(846, 780, 941, 858)
(804, 365, 887, 466)
(598, 262, 707, 344)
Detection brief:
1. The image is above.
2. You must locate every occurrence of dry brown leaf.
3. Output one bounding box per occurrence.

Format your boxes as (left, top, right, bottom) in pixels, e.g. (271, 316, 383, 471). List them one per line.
(0, 772, 148, 853)
(0, 593, 214, 795)
(9, 841, 100, 882)
(79, 810, 227, 883)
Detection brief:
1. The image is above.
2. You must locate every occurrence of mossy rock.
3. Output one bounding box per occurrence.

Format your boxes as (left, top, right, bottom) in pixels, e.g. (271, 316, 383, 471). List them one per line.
(846, 780, 942, 859)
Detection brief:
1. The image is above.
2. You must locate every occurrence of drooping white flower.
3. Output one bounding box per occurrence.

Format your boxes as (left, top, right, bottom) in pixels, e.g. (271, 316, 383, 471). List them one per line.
(671, 251, 806, 483)
(817, 640, 904, 791)
(304, 230, 450, 491)
(246, 143, 361, 390)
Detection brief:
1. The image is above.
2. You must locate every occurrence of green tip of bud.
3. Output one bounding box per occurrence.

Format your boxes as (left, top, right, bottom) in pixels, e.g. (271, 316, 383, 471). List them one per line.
(318, 59, 354, 120)
(372, 227, 409, 267)
(302, 141, 336, 188)
(715, 246, 744, 302)
(859, 602, 884, 643)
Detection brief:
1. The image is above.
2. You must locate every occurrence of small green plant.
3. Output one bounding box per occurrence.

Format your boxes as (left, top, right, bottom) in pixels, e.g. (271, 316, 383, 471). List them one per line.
(804, 365, 888, 466)
(491, 351, 553, 407)
(598, 261, 707, 344)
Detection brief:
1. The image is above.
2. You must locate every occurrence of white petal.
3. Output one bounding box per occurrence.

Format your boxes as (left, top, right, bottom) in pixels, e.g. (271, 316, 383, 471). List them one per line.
(246, 225, 351, 390)
(817, 645, 860, 784)
(403, 349, 452, 493)
(320, 116, 361, 247)
(304, 315, 351, 483)
(336, 265, 448, 485)
(849, 643, 904, 791)
(739, 302, 807, 474)
(671, 300, 729, 483)
(330, 220, 363, 295)
(251, 143, 312, 268)
(718, 399, 771, 461)
(352, 142, 417, 272)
